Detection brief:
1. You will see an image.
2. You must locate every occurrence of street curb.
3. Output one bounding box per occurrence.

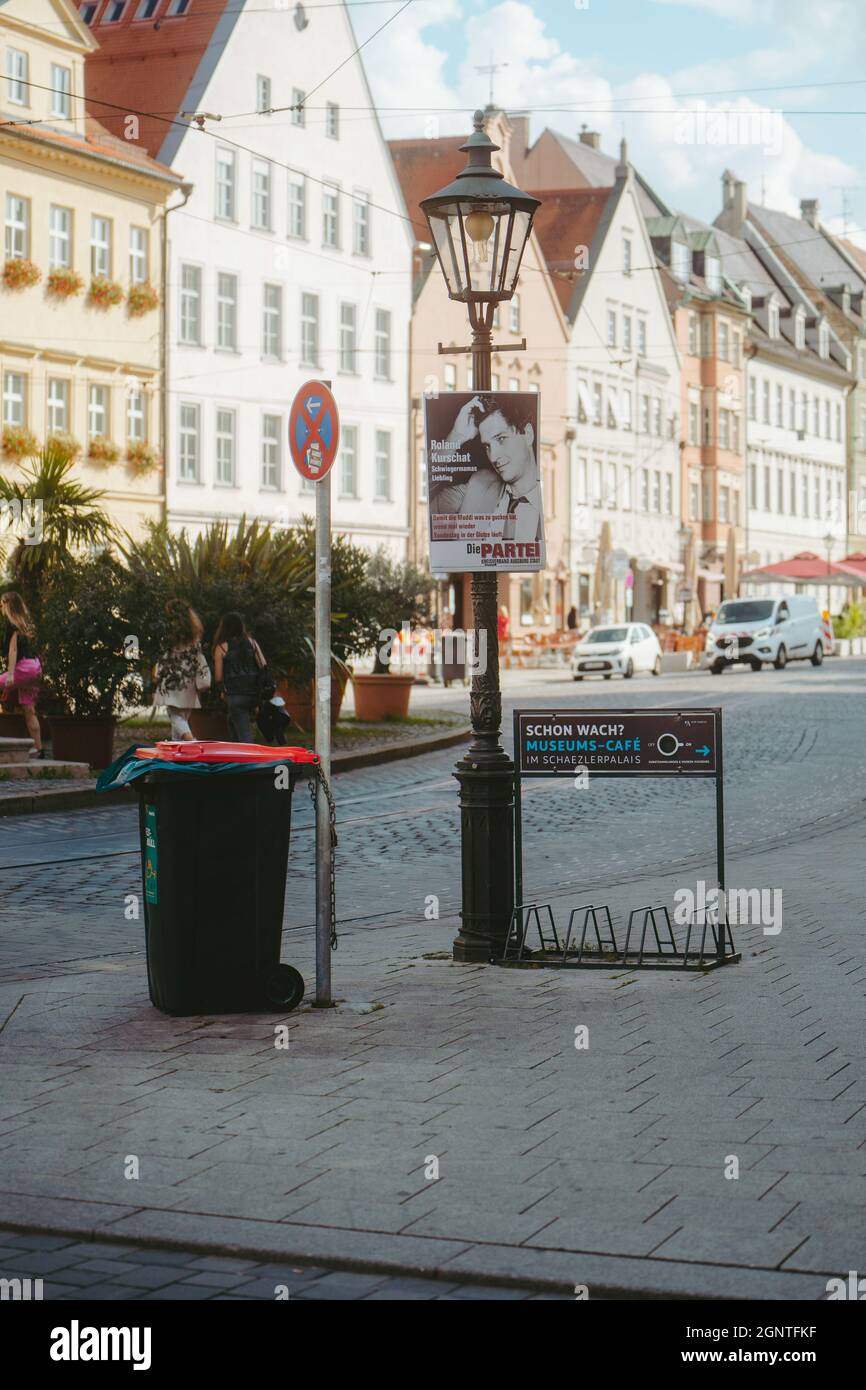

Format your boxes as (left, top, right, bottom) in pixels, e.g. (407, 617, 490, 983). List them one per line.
(0, 725, 471, 818)
(0, 1210, 829, 1301)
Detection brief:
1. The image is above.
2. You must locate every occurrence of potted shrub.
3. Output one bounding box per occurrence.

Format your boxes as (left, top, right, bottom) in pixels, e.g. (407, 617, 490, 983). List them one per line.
(88, 275, 123, 309)
(126, 441, 160, 474)
(46, 268, 84, 300)
(87, 435, 121, 465)
(2, 258, 41, 291)
(127, 282, 160, 317)
(349, 548, 431, 721)
(39, 553, 141, 768)
(1, 424, 39, 462)
(45, 431, 81, 463)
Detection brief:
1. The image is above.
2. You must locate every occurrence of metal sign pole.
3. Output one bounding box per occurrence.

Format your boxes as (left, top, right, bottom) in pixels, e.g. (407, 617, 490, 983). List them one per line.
(715, 710, 726, 962)
(314, 433, 332, 1007)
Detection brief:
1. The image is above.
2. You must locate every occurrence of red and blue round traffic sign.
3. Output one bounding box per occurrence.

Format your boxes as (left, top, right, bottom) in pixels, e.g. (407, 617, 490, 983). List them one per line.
(289, 380, 340, 481)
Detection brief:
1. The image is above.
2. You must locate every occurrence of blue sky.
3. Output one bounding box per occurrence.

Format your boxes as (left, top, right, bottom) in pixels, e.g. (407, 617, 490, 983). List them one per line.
(352, 0, 866, 242)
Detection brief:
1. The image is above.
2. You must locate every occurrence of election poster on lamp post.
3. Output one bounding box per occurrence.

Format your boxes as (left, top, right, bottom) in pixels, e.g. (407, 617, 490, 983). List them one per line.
(424, 391, 546, 572)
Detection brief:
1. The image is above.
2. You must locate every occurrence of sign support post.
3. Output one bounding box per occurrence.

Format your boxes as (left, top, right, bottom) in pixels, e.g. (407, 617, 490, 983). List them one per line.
(315, 466, 332, 1005)
(288, 377, 340, 1008)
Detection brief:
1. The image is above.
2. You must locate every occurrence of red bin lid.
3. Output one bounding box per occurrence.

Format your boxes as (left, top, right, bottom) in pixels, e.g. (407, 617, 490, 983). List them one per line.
(134, 742, 320, 765)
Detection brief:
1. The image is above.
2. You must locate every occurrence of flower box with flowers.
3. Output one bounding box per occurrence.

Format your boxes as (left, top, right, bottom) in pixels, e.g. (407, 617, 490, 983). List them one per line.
(46, 432, 82, 463)
(127, 282, 160, 317)
(87, 435, 121, 464)
(88, 276, 123, 309)
(1, 424, 38, 460)
(46, 267, 84, 299)
(126, 441, 160, 473)
(3, 259, 42, 291)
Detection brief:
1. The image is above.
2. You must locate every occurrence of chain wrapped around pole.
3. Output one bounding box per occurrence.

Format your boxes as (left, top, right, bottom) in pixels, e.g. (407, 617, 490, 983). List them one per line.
(308, 764, 338, 949)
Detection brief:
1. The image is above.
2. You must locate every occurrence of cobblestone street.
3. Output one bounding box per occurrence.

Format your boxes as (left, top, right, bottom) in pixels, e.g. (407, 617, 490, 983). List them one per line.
(1, 663, 865, 1299)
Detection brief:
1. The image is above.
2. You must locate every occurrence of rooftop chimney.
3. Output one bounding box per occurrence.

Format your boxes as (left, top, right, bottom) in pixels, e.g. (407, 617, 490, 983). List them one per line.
(715, 170, 747, 236)
(800, 198, 819, 227)
(615, 137, 630, 184)
(579, 125, 601, 149)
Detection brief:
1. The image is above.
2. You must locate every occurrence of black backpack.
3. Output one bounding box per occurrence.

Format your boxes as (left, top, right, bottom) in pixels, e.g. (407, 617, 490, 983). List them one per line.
(222, 636, 260, 698)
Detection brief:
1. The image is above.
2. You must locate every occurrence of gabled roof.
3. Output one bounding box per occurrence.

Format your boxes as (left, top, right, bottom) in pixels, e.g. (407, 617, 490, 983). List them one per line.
(528, 186, 613, 316)
(839, 238, 866, 278)
(388, 136, 466, 242)
(0, 110, 181, 186)
(80, 0, 233, 161)
(540, 129, 667, 220)
(748, 204, 866, 299)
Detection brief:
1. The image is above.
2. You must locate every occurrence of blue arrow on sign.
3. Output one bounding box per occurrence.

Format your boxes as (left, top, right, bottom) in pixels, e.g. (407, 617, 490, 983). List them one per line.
(696, 744, 710, 757)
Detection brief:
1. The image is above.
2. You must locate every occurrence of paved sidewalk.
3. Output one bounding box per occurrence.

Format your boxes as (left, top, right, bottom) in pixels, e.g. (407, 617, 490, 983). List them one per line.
(1, 809, 863, 1298)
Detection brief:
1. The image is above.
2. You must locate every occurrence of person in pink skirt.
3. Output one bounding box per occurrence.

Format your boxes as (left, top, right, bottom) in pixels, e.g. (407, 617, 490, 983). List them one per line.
(0, 590, 43, 757)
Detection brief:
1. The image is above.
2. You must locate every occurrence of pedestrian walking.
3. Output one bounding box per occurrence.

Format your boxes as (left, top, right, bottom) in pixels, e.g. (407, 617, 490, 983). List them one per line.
(154, 603, 211, 742)
(498, 603, 511, 669)
(0, 590, 43, 757)
(213, 612, 267, 743)
(566, 605, 578, 631)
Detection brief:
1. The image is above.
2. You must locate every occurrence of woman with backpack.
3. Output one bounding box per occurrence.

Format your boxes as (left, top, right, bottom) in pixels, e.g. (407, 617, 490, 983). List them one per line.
(213, 611, 267, 744)
(0, 590, 43, 757)
(154, 602, 211, 742)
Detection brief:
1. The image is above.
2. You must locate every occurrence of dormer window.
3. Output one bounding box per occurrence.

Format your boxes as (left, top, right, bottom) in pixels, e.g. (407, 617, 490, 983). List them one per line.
(795, 310, 806, 350)
(818, 321, 829, 359)
(768, 301, 780, 339)
(705, 256, 721, 293)
(738, 283, 752, 311)
(671, 240, 690, 282)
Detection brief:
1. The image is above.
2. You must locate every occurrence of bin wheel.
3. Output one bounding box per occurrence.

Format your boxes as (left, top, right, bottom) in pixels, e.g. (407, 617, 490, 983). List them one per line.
(261, 964, 305, 1011)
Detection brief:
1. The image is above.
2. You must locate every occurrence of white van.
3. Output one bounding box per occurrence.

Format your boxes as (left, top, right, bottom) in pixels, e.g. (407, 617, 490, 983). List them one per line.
(702, 595, 826, 673)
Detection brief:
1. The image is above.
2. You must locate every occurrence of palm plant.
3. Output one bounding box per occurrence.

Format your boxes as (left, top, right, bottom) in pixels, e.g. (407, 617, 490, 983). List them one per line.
(0, 445, 116, 606)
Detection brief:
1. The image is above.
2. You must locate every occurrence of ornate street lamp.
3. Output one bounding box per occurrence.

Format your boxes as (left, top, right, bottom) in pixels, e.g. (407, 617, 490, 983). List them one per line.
(420, 111, 540, 962)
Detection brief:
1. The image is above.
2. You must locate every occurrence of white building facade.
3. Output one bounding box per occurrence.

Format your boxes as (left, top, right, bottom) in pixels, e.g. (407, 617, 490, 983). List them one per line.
(92, 1, 414, 551)
(566, 158, 683, 623)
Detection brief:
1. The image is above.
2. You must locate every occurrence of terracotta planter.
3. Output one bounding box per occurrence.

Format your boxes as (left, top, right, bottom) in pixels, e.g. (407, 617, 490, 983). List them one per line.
(188, 708, 229, 740)
(352, 673, 415, 722)
(49, 715, 116, 769)
(276, 678, 345, 733)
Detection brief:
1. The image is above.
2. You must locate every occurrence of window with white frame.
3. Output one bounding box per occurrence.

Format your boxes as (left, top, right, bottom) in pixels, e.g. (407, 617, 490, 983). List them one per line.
(167, 1, 192, 17)
(2, 372, 25, 425)
(47, 378, 69, 432)
(352, 194, 370, 256)
(127, 388, 145, 442)
(802, 472, 810, 517)
(105, 1, 127, 18)
(762, 379, 770, 424)
(88, 384, 108, 438)
(592, 460, 603, 505)
(795, 312, 805, 350)
(639, 393, 650, 432)
(664, 473, 673, 515)
(718, 320, 730, 360)
(607, 389, 619, 429)
(622, 389, 633, 430)
(623, 237, 632, 274)
(216, 272, 238, 349)
(787, 387, 796, 429)
(5, 195, 28, 260)
(652, 470, 661, 512)
(129, 226, 148, 284)
(288, 173, 306, 238)
(510, 295, 520, 333)
(300, 292, 319, 365)
(262, 283, 282, 358)
(800, 391, 808, 432)
(323, 185, 340, 248)
(640, 468, 649, 510)
(622, 464, 632, 509)
(443, 363, 457, 391)
(215, 148, 236, 220)
(339, 302, 357, 372)
(775, 383, 783, 427)
(690, 479, 700, 520)
(50, 64, 71, 118)
(5, 49, 28, 105)
(340, 424, 358, 497)
(814, 474, 821, 517)
(592, 382, 603, 426)
(374, 430, 391, 500)
(812, 395, 820, 434)
(652, 397, 662, 436)
(768, 301, 780, 338)
(671, 240, 689, 281)
(136, 0, 160, 15)
(705, 255, 721, 293)
(179, 264, 202, 344)
(256, 74, 271, 114)
(48, 205, 71, 268)
(607, 309, 617, 347)
(748, 376, 756, 420)
(702, 481, 713, 521)
(90, 216, 111, 277)
(719, 486, 730, 523)
(292, 88, 305, 125)
(688, 313, 698, 356)
(374, 308, 391, 379)
(748, 463, 757, 509)
(703, 402, 712, 445)
(688, 399, 699, 445)
(732, 412, 740, 454)
(252, 159, 272, 230)
(80, 3, 98, 20)
(835, 401, 842, 441)
(763, 466, 771, 511)
(215, 408, 236, 485)
(623, 314, 632, 351)
(178, 403, 200, 481)
(789, 470, 797, 515)
(261, 414, 281, 489)
(637, 319, 647, 357)
(326, 102, 339, 138)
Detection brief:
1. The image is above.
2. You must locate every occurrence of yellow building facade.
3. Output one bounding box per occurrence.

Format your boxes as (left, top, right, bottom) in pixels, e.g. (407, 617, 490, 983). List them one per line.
(0, 0, 183, 538)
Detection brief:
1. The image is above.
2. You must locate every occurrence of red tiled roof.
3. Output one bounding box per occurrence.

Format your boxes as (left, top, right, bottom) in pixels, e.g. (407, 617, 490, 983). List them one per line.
(0, 113, 180, 183)
(528, 187, 611, 312)
(82, 0, 230, 160)
(839, 237, 866, 277)
(388, 137, 468, 238)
